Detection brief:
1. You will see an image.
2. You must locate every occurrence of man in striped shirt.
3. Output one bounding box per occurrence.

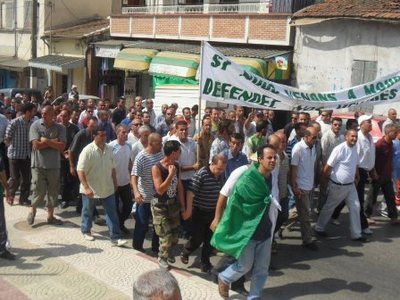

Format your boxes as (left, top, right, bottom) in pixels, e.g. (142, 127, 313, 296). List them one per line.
(4, 103, 35, 205)
(181, 154, 227, 273)
(131, 133, 163, 252)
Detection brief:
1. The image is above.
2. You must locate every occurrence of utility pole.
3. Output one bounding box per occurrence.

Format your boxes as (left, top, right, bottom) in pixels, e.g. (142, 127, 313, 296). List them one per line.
(13, 0, 17, 57)
(30, 0, 38, 88)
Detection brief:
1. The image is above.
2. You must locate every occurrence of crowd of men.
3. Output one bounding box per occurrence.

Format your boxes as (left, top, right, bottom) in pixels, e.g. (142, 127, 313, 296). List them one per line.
(1, 87, 400, 299)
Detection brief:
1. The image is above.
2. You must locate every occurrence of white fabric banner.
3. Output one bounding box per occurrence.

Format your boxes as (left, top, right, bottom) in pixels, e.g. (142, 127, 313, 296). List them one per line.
(200, 42, 400, 111)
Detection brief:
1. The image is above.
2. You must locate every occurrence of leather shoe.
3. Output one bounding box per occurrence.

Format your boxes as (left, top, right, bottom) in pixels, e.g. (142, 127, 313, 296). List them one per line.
(218, 276, 229, 298)
(0, 249, 16, 260)
(352, 236, 369, 242)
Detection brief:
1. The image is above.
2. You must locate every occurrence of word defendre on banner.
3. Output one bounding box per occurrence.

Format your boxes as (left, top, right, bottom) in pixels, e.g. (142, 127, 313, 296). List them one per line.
(200, 42, 400, 111)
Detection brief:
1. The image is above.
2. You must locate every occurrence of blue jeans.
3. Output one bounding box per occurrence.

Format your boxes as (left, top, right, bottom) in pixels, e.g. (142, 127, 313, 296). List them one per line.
(219, 238, 272, 300)
(133, 202, 159, 251)
(81, 194, 121, 241)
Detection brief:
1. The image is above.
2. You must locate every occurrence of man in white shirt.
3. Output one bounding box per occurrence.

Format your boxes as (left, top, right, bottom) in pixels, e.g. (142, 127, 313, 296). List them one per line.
(318, 117, 345, 211)
(356, 115, 375, 232)
(291, 127, 318, 250)
(169, 120, 199, 238)
(316, 110, 332, 135)
(109, 125, 134, 234)
(315, 129, 368, 242)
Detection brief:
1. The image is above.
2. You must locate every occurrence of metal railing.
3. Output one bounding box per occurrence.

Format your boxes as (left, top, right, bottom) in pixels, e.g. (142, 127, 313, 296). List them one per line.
(122, 2, 270, 14)
(121, 0, 315, 14)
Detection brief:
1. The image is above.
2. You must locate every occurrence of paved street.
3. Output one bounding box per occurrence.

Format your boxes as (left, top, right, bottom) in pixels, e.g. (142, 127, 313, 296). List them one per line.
(1, 199, 400, 299)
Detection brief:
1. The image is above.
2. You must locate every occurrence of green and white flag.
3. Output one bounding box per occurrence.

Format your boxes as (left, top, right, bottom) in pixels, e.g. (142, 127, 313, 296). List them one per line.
(200, 42, 400, 111)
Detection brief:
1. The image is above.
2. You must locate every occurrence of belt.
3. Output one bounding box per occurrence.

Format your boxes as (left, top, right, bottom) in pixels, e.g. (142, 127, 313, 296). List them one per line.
(153, 198, 176, 205)
(330, 179, 353, 186)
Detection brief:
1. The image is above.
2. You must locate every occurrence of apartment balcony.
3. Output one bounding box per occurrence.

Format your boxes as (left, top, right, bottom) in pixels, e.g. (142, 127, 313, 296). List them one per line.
(112, 1, 315, 46)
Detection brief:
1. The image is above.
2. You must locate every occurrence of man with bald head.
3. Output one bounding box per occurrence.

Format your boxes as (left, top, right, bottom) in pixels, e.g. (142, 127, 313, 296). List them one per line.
(291, 127, 318, 250)
(131, 132, 163, 252)
(382, 108, 398, 132)
(27, 105, 66, 226)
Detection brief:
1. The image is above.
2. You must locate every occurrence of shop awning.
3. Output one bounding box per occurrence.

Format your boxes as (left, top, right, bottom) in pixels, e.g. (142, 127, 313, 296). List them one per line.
(149, 51, 200, 78)
(114, 48, 158, 71)
(0, 56, 29, 72)
(28, 55, 85, 73)
(230, 57, 267, 78)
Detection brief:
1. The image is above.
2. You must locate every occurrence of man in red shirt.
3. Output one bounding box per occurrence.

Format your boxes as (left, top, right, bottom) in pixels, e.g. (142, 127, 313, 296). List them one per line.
(366, 124, 400, 225)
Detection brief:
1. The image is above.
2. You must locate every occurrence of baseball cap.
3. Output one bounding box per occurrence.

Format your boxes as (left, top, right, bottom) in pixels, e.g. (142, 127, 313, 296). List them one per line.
(357, 115, 372, 125)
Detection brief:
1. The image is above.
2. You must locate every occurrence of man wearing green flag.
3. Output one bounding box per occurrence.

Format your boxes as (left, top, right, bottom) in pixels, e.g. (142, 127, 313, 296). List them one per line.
(211, 144, 278, 299)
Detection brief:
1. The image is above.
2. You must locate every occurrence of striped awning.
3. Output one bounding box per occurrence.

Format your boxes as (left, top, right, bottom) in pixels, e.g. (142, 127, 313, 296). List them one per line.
(230, 57, 267, 78)
(149, 51, 200, 78)
(114, 48, 158, 71)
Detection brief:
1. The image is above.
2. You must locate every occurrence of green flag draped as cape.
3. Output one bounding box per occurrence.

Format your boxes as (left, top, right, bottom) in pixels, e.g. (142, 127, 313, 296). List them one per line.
(210, 163, 271, 259)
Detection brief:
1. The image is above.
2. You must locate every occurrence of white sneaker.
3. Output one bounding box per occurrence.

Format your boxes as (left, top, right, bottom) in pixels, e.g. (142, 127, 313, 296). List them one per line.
(83, 233, 95, 241)
(331, 218, 341, 225)
(362, 228, 373, 235)
(111, 239, 127, 247)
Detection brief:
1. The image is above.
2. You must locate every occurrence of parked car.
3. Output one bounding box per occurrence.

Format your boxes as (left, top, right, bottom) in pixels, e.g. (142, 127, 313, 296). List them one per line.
(312, 112, 385, 142)
(0, 88, 44, 103)
(51, 94, 100, 105)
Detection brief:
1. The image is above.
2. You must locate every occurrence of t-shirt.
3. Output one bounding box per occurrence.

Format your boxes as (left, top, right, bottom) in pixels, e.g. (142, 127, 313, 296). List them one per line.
(29, 119, 66, 169)
(327, 142, 358, 184)
(291, 139, 316, 191)
(132, 150, 164, 203)
(109, 140, 133, 186)
(188, 166, 224, 211)
(251, 175, 273, 241)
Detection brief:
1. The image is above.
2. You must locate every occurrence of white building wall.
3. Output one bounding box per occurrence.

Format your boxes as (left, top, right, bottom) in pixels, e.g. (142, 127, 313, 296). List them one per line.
(293, 19, 400, 93)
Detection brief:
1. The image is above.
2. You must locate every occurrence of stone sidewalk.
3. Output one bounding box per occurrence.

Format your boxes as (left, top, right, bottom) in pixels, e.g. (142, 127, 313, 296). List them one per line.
(0, 204, 228, 300)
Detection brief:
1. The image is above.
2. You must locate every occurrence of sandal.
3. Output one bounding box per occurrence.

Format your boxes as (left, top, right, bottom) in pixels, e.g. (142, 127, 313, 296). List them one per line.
(6, 196, 13, 206)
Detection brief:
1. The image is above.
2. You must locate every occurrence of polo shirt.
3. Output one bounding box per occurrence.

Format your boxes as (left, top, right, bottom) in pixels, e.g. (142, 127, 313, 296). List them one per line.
(221, 149, 249, 180)
(29, 119, 66, 169)
(77, 142, 115, 198)
(188, 166, 224, 211)
(328, 142, 358, 184)
(291, 139, 316, 191)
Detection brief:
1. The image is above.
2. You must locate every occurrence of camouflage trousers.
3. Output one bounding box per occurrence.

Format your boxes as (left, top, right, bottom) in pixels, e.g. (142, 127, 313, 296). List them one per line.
(151, 198, 180, 259)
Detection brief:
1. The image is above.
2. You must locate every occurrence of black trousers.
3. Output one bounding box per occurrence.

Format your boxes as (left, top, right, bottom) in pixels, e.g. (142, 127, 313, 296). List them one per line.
(60, 159, 79, 204)
(0, 191, 7, 252)
(182, 207, 214, 265)
(0, 143, 9, 178)
(366, 176, 398, 219)
(356, 168, 370, 229)
(8, 158, 31, 203)
(115, 184, 133, 226)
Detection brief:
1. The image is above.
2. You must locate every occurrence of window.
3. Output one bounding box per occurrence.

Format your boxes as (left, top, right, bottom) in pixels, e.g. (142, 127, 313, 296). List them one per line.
(351, 60, 377, 86)
(1, 1, 13, 29)
(24, 0, 32, 29)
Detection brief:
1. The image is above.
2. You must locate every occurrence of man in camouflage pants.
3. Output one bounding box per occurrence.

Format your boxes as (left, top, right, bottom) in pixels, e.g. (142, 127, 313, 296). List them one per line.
(151, 140, 185, 269)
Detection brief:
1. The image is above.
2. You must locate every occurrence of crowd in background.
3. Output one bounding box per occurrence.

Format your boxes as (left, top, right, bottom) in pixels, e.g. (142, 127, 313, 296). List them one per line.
(1, 84, 400, 299)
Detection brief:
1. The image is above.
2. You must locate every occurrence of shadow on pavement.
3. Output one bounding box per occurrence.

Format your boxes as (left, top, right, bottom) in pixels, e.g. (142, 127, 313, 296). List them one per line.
(263, 278, 372, 299)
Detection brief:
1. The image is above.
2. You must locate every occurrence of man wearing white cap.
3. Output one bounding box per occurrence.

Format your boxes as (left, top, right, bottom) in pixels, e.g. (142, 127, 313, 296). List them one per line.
(356, 115, 375, 233)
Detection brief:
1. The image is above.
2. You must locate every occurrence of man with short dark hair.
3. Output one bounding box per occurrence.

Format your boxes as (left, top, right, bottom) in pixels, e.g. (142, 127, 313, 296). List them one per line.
(5, 102, 35, 206)
(221, 133, 248, 180)
(112, 97, 127, 129)
(77, 125, 127, 246)
(244, 120, 268, 158)
(156, 108, 175, 137)
(213, 145, 279, 299)
(143, 98, 156, 127)
(291, 127, 318, 250)
(152, 140, 185, 269)
(209, 119, 234, 162)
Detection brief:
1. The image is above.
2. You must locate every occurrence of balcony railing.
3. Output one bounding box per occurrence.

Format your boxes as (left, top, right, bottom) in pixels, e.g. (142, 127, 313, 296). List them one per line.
(122, 3, 266, 14)
(121, 0, 315, 14)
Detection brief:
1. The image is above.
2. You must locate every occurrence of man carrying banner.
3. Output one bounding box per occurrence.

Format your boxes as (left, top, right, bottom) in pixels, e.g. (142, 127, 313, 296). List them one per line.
(211, 145, 279, 299)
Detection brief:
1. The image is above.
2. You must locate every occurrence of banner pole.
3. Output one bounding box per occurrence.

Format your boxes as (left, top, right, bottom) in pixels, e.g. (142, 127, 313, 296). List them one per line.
(197, 40, 205, 163)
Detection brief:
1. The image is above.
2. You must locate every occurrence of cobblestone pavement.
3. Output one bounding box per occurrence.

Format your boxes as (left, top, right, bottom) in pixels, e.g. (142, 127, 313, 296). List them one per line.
(2, 201, 400, 299)
(1, 204, 226, 300)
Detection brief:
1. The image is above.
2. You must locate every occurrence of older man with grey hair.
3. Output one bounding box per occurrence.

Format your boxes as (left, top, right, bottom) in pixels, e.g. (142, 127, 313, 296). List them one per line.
(382, 108, 398, 132)
(133, 269, 182, 300)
